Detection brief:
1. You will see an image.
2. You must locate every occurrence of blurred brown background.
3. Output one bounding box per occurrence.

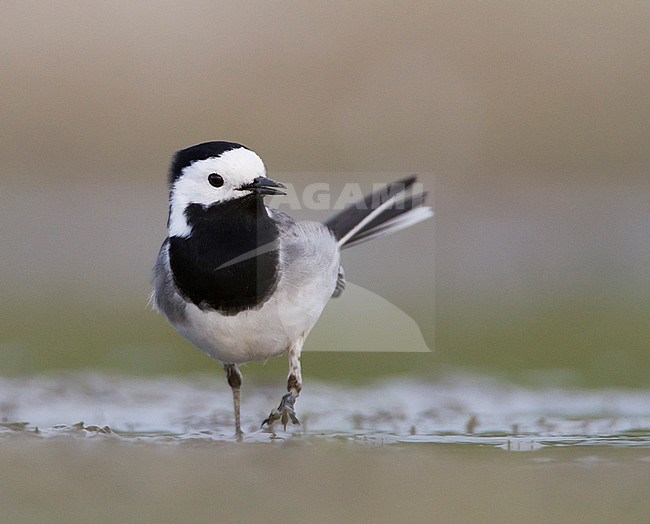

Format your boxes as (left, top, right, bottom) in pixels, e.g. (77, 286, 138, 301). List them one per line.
(1, 1, 648, 385)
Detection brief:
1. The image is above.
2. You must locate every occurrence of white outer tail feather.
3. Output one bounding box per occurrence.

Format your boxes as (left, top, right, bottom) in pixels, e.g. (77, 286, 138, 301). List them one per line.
(336, 184, 432, 248)
(342, 206, 434, 249)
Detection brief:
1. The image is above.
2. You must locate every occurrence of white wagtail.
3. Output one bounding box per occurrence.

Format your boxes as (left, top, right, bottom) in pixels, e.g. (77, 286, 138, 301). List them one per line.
(152, 141, 432, 437)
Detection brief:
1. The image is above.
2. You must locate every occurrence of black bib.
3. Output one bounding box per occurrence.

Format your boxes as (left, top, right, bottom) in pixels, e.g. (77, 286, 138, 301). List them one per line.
(169, 196, 280, 315)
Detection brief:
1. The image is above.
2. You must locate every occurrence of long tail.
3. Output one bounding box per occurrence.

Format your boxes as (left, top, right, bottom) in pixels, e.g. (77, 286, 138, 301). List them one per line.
(324, 176, 433, 249)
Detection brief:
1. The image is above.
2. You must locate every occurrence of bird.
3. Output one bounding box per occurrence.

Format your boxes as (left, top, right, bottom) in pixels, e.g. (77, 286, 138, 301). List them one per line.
(151, 141, 432, 438)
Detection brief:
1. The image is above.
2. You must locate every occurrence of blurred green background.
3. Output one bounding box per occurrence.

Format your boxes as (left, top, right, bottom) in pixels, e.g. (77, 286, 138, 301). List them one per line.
(1, 1, 648, 387)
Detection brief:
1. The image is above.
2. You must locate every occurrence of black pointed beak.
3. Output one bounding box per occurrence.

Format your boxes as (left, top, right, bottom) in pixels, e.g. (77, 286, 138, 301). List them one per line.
(239, 176, 287, 196)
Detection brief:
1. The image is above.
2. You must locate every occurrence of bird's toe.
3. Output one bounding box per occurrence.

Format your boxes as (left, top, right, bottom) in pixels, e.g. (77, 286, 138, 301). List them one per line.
(262, 393, 300, 431)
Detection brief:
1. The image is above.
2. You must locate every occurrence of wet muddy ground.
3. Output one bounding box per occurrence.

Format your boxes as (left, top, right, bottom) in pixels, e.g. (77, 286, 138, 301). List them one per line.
(2, 372, 649, 447)
(2, 373, 649, 523)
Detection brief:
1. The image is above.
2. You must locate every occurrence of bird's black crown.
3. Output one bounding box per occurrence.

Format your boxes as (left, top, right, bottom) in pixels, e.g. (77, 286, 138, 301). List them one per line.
(168, 141, 249, 186)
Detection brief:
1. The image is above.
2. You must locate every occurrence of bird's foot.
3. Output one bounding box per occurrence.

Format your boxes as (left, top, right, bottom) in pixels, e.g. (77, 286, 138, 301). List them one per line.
(262, 392, 300, 431)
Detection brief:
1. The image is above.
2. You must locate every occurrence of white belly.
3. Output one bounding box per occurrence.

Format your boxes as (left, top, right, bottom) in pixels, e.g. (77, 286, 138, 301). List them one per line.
(172, 257, 338, 364)
(154, 219, 341, 364)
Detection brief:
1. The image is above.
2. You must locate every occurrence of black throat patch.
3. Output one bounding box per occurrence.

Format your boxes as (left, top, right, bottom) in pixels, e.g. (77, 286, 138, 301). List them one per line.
(169, 196, 280, 315)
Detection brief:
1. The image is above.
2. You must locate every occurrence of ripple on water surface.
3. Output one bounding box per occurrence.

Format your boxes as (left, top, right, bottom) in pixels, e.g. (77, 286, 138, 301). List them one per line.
(1, 373, 649, 450)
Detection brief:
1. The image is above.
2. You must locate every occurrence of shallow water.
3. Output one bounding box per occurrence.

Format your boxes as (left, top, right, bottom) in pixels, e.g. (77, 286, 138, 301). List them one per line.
(2, 372, 650, 523)
(2, 372, 649, 450)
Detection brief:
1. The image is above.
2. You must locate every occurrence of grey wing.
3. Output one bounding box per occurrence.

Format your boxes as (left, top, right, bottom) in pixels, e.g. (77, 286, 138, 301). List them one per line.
(151, 239, 188, 324)
(269, 208, 345, 299)
(332, 265, 346, 298)
(269, 208, 341, 299)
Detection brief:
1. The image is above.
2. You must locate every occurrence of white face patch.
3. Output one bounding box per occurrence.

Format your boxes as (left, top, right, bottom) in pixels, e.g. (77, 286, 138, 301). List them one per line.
(168, 148, 267, 237)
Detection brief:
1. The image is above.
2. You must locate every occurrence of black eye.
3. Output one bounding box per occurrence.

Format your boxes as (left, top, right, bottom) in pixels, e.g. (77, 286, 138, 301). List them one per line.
(208, 173, 224, 188)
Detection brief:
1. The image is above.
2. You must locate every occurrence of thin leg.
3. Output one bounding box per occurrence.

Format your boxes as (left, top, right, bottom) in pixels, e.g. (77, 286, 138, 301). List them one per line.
(262, 334, 305, 431)
(287, 338, 303, 397)
(224, 364, 243, 439)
